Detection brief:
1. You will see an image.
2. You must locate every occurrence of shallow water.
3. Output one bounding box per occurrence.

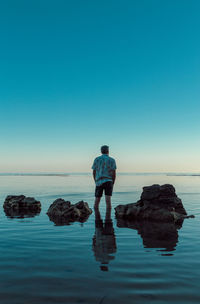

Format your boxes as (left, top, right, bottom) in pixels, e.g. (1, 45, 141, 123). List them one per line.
(0, 174, 200, 304)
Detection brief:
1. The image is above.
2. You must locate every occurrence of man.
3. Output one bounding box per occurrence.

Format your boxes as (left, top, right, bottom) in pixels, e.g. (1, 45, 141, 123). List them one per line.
(92, 145, 117, 210)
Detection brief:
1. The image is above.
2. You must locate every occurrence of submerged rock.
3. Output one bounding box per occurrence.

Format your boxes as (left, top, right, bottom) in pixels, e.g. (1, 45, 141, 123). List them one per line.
(47, 199, 92, 225)
(3, 195, 41, 218)
(115, 184, 194, 223)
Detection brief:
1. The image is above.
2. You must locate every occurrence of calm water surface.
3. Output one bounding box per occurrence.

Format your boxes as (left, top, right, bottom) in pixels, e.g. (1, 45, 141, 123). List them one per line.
(0, 174, 200, 304)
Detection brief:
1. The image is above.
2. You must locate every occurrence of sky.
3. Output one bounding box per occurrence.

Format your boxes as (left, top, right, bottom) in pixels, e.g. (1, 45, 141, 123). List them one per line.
(0, 0, 200, 172)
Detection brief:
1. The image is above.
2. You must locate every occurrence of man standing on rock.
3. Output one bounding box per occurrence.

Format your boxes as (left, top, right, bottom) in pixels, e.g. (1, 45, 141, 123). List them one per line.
(92, 145, 117, 210)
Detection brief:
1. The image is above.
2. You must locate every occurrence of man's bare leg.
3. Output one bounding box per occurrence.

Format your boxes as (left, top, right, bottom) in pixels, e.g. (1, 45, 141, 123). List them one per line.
(94, 197, 101, 210)
(105, 195, 111, 218)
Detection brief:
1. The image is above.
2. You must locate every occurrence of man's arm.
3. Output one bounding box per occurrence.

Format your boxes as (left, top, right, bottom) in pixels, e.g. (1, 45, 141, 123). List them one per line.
(93, 170, 96, 182)
(112, 170, 116, 185)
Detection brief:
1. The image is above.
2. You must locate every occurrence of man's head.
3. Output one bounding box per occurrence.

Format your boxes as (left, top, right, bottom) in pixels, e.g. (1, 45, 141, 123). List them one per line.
(101, 145, 109, 154)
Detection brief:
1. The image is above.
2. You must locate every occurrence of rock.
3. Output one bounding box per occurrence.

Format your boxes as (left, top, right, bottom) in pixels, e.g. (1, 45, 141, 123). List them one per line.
(115, 184, 194, 223)
(3, 195, 41, 218)
(47, 198, 71, 217)
(141, 184, 176, 200)
(47, 199, 92, 225)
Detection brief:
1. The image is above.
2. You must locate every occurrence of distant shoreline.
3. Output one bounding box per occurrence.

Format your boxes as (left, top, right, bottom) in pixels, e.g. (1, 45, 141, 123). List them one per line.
(166, 174, 200, 177)
(0, 172, 200, 177)
(0, 173, 70, 177)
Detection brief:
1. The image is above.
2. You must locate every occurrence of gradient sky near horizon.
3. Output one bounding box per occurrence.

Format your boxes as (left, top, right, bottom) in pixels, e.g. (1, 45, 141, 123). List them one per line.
(0, 0, 200, 172)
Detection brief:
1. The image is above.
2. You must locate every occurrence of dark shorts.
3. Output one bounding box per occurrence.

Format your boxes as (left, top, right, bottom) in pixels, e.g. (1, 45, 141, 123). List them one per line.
(95, 181, 113, 197)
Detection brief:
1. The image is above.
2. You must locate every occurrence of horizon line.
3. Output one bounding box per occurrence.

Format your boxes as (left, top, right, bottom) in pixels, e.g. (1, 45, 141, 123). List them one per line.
(0, 172, 200, 176)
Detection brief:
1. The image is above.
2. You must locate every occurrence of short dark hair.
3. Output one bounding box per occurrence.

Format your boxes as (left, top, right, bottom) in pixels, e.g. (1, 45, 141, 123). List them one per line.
(101, 145, 109, 154)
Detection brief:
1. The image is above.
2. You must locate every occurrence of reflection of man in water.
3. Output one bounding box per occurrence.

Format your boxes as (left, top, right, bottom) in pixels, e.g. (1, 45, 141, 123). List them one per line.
(92, 207, 117, 271)
(92, 145, 116, 209)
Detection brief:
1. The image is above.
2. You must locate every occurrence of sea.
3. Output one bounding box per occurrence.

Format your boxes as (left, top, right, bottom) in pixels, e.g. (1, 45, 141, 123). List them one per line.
(0, 173, 200, 304)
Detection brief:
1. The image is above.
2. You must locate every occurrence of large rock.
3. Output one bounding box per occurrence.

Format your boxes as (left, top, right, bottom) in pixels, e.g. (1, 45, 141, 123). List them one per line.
(3, 195, 41, 218)
(115, 184, 194, 223)
(47, 199, 92, 225)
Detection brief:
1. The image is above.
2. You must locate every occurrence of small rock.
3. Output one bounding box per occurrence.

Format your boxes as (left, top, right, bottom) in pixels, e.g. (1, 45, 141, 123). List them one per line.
(47, 199, 92, 225)
(3, 195, 41, 218)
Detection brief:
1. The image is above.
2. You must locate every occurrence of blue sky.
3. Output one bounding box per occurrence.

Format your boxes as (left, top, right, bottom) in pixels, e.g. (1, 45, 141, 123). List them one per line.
(0, 0, 200, 172)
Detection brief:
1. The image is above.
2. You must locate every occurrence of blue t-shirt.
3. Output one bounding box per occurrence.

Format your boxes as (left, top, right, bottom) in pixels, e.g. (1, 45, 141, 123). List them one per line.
(92, 154, 117, 186)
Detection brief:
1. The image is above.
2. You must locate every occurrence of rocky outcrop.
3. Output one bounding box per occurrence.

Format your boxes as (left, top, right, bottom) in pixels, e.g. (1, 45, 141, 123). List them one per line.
(47, 199, 92, 225)
(115, 184, 194, 223)
(3, 195, 41, 218)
